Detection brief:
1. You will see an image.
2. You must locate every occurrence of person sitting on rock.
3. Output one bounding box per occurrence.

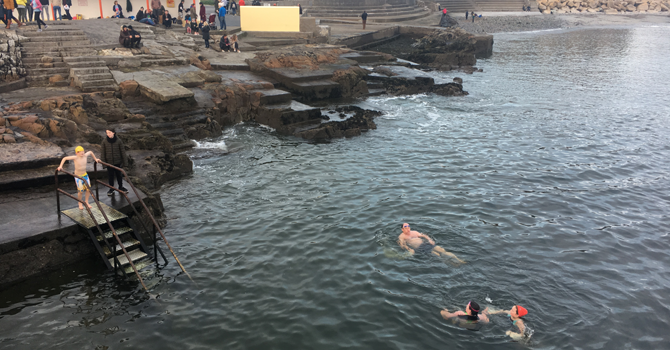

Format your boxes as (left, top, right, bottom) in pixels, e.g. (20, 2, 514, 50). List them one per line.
(230, 33, 240, 52)
(163, 11, 172, 28)
(119, 25, 131, 48)
(219, 34, 231, 52)
(128, 25, 142, 48)
(136, 6, 145, 21)
(189, 18, 199, 34)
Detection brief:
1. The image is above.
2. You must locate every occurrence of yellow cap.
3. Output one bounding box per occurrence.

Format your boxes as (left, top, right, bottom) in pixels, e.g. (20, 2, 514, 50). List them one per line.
(75, 146, 84, 153)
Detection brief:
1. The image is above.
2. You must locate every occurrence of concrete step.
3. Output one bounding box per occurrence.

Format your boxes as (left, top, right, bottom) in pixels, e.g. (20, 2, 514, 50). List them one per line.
(18, 30, 85, 37)
(63, 56, 104, 63)
(22, 57, 64, 64)
(26, 67, 70, 75)
(140, 58, 187, 67)
(21, 48, 95, 58)
(81, 79, 116, 88)
(340, 51, 389, 64)
(67, 61, 107, 68)
(25, 74, 69, 82)
(284, 79, 342, 101)
(81, 84, 118, 92)
(21, 39, 91, 48)
(76, 72, 113, 81)
(71, 67, 109, 75)
(250, 88, 293, 105)
(24, 62, 69, 69)
(25, 35, 89, 42)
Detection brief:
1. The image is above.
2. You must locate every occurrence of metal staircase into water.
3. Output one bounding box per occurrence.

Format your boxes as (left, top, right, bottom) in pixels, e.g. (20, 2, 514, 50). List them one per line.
(55, 161, 191, 291)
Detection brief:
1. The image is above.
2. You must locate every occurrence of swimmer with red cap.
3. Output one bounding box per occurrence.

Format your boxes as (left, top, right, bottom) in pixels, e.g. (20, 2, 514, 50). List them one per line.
(484, 305, 528, 340)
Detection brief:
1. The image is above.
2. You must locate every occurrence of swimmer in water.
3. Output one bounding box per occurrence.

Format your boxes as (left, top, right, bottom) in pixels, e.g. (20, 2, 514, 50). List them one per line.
(484, 305, 528, 340)
(398, 223, 465, 263)
(441, 300, 490, 325)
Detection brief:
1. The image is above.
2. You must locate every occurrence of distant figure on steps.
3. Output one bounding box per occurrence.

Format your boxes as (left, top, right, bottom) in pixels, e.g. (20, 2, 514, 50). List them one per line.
(361, 10, 368, 30)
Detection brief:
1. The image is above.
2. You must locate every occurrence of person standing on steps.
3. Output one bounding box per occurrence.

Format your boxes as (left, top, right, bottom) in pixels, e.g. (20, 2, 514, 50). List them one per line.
(39, 0, 48, 20)
(361, 10, 367, 30)
(30, 0, 46, 31)
(465, 10, 468, 20)
(3, 0, 23, 29)
(101, 128, 129, 196)
(218, 3, 226, 30)
(178, 0, 184, 18)
(201, 21, 210, 48)
(112, 0, 124, 18)
(16, 0, 28, 23)
(199, 1, 205, 22)
(52, 0, 61, 20)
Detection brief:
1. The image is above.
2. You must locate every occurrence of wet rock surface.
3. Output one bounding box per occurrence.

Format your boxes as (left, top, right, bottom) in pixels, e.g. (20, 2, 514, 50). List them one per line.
(295, 106, 382, 141)
(456, 15, 567, 34)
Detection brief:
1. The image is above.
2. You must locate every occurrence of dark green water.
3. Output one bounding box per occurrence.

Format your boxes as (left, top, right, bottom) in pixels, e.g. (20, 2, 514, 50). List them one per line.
(2, 25, 670, 349)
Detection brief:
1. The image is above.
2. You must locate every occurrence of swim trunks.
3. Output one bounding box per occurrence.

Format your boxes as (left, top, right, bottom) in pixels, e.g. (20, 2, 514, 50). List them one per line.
(416, 242, 435, 254)
(75, 173, 91, 193)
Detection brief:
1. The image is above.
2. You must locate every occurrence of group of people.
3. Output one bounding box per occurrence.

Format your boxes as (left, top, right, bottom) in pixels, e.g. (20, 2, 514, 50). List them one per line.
(1, 0, 73, 31)
(118, 24, 141, 48)
(465, 11, 482, 22)
(57, 128, 129, 210)
(398, 223, 529, 339)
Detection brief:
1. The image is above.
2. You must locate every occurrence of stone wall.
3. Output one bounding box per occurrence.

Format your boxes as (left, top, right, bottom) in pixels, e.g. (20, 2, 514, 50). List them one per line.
(537, 0, 670, 13)
(0, 31, 26, 83)
(314, 0, 387, 6)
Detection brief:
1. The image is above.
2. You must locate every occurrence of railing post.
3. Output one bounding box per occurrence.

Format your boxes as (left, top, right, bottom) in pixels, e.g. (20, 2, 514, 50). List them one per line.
(94, 162, 99, 199)
(55, 169, 61, 217)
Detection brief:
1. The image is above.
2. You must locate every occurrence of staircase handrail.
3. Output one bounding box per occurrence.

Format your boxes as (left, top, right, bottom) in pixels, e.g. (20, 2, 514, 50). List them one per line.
(94, 161, 193, 281)
(55, 168, 150, 292)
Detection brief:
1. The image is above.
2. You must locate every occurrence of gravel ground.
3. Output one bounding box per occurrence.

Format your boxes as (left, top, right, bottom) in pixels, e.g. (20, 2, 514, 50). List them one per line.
(454, 15, 567, 34)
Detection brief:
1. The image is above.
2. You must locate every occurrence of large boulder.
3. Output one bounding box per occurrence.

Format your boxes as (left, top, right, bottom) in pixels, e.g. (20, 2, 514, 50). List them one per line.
(83, 95, 131, 122)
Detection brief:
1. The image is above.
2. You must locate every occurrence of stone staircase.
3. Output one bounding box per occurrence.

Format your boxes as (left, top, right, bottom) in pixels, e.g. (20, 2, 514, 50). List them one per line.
(441, 0, 478, 12)
(66, 57, 118, 92)
(473, 0, 528, 11)
(305, 2, 432, 22)
(139, 109, 204, 153)
(18, 24, 97, 86)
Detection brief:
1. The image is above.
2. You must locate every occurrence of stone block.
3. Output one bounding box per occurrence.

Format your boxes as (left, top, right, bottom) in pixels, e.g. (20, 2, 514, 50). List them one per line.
(119, 80, 140, 97)
(40, 56, 54, 63)
(49, 75, 65, 84)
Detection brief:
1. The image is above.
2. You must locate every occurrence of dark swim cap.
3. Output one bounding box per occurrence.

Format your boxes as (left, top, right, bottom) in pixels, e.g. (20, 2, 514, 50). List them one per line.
(469, 301, 480, 313)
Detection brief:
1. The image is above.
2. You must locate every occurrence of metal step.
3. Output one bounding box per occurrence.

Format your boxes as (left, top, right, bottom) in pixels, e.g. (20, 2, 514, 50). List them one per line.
(103, 238, 141, 257)
(108, 248, 147, 266)
(96, 226, 133, 241)
(122, 258, 153, 275)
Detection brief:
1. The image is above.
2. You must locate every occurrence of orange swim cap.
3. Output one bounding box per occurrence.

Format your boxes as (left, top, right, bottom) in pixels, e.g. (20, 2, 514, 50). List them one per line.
(516, 305, 528, 317)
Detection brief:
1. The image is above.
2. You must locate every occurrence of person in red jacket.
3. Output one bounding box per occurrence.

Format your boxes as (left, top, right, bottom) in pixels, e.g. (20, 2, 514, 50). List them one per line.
(239, 0, 245, 6)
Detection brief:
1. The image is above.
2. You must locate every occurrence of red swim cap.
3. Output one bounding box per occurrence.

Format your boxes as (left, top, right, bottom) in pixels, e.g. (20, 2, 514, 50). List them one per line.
(516, 305, 528, 317)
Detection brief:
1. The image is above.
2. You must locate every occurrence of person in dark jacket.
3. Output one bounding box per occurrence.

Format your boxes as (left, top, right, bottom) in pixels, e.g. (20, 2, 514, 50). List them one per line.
(128, 25, 141, 47)
(219, 34, 230, 52)
(201, 22, 210, 48)
(135, 6, 145, 21)
(101, 128, 129, 195)
(361, 10, 367, 30)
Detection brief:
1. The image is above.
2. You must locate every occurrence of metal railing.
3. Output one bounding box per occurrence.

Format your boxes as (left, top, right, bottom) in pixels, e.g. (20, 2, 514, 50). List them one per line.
(55, 168, 150, 292)
(94, 161, 193, 282)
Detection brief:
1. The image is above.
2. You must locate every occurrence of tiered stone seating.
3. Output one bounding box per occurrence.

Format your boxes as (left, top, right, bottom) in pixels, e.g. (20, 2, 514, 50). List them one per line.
(305, 0, 432, 22)
(440, 0, 478, 13)
(473, 0, 529, 11)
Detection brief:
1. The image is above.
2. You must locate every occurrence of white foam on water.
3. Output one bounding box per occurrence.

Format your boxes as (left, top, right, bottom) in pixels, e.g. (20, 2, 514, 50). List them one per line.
(194, 140, 229, 152)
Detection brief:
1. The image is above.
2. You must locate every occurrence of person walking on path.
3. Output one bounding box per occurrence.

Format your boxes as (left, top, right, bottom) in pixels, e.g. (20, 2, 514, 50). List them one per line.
(39, 0, 48, 20)
(178, 0, 184, 18)
(465, 10, 468, 20)
(101, 129, 129, 195)
(201, 21, 210, 48)
(16, 0, 28, 23)
(3, 0, 23, 29)
(230, 0, 237, 16)
(57, 146, 101, 210)
(218, 4, 226, 30)
(361, 10, 367, 30)
(52, 0, 60, 20)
